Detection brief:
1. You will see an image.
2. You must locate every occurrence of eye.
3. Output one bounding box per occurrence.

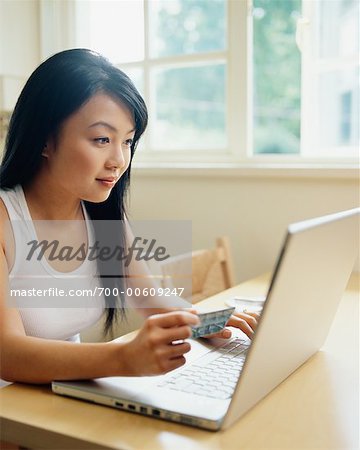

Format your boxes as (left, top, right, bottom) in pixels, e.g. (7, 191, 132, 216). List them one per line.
(94, 137, 110, 145)
(123, 138, 134, 147)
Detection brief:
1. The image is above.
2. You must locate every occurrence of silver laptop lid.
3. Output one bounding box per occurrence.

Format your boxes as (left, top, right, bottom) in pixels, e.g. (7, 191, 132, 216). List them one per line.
(223, 208, 359, 429)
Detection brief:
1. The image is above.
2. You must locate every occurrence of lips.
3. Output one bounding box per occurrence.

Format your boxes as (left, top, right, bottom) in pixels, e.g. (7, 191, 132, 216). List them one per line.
(96, 177, 118, 182)
(96, 176, 119, 189)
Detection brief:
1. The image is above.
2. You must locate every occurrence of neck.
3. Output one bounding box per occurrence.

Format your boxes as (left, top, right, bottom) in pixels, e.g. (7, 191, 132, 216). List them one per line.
(23, 175, 83, 221)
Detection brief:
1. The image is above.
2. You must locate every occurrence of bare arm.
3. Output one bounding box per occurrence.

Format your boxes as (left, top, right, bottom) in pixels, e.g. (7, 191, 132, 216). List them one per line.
(1, 241, 199, 383)
(0, 242, 126, 383)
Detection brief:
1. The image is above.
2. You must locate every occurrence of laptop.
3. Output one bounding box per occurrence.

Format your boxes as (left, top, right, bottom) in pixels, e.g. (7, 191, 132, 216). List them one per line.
(52, 208, 359, 430)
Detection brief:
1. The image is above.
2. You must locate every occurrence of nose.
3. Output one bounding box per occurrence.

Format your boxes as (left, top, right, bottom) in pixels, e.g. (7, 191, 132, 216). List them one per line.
(105, 144, 127, 170)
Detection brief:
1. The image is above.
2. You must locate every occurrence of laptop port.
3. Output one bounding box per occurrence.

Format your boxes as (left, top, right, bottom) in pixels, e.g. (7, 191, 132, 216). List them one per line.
(140, 406, 148, 414)
(114, 401, 124, 408)
(180, 416, 194, 425)
(152, 409, 161, 416)
(128, 404, 136, 411)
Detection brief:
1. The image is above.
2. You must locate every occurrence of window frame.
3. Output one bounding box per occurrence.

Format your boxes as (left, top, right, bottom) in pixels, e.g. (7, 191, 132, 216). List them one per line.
(117, 0, 244, 164)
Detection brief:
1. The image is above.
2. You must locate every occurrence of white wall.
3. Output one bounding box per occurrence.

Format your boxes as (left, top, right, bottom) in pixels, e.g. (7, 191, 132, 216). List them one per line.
(129, 172, 359, 282)
(0, 0, 40, 78)
(0, 0, 40, 151)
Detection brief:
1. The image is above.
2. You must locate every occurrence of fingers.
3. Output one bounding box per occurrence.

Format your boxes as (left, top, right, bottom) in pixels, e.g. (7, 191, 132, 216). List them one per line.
(233, 311, 259, 330)
(144, 311, 200, 345)
(130, 311, 199, 376)
(163, 356, 186, 373)
(242, 310, 261, 320)
(202, 327, 232, 339)
(227, 315, 255, 339)
(150, 342, 191, 372)
(158, 324, 194, 343)
(149, 340, 190, 374)
(147, 316, 196, 337)
(165, 341, 191, 358)
(202, 310, 260, 340)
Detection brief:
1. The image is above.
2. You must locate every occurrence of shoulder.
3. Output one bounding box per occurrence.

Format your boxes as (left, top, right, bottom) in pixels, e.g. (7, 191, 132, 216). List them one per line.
(0, 196, 9, 250)
(0, 195, 14, 263)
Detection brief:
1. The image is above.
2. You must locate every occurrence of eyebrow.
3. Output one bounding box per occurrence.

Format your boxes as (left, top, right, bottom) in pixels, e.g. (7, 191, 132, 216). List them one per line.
(88, 121, 135, 134)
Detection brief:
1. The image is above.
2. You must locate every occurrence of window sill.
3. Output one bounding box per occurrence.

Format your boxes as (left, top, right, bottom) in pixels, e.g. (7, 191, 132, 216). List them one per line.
(132, 162, 359, 179)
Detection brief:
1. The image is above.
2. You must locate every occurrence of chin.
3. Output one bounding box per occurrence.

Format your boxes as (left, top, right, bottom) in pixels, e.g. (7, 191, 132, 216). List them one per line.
(82, 191, 112, 204)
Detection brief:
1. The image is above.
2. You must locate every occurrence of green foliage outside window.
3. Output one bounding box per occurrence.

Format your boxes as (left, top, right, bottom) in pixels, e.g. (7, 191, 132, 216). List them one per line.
(152, 0, 226, 149)
(253, 0, 301, 154)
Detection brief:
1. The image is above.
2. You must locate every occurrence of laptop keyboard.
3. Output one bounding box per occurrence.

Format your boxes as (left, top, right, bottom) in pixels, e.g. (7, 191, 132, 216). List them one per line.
(157, 338, 250, 400)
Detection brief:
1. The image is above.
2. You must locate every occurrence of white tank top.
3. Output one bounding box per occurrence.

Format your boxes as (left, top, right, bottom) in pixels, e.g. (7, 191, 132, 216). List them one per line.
(0, 185, 105, 342)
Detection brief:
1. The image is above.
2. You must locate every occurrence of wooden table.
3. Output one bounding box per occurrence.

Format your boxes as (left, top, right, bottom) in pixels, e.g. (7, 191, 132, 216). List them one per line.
(1, 273, 358, 449)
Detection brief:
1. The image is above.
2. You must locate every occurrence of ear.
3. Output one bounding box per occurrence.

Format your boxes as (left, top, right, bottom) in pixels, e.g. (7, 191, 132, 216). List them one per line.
(41, 144, 49, 158)
(42, 136, 55, 158)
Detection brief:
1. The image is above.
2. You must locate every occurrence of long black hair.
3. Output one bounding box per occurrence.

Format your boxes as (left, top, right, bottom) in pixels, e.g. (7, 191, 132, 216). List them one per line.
(0, 48, 148, 336)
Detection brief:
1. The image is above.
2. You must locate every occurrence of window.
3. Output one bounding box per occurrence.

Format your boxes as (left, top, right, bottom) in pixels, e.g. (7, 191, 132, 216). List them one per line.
(74, 0, 229, 162)
(252, 0, 358, 159)
(300, 0, 359, 159)
(41, 0, 358, 166)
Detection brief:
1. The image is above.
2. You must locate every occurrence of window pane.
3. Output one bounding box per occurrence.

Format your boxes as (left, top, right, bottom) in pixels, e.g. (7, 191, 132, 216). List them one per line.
(317, 0, 359, 59)
(149, 0, 226, 58)
(151, 64, 226, 150)
(318, 69, 359, 150)
(304, 0, 359, 158)
(88, 1, 144, 64)
(252, 0, 301, 154)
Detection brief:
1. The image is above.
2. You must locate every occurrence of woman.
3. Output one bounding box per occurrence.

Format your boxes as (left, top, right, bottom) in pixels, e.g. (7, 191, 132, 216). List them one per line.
(0, 49, 258, 384)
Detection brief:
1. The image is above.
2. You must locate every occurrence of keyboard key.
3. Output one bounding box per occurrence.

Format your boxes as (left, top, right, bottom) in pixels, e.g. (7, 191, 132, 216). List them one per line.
(182, 384, 203, 394)
(157, 337, 250, 398)
(192, 352, 222, 367)
(196, 389, 213, 396)
(223, 381, 237, 389)
(212, 391, 230, 399)
(207, 381, 222, 388)
(173, 378, 193, 389)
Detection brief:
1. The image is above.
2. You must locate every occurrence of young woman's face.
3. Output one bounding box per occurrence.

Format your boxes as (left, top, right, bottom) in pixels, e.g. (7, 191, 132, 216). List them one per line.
(44, 93, 135, 202)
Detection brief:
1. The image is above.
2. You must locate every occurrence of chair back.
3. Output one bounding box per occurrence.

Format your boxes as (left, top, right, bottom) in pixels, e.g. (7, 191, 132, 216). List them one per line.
(159, 236, 235, 303)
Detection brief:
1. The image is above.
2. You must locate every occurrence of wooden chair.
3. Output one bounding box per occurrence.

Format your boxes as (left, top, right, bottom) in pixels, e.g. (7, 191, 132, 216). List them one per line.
(159, 236, 236, 304)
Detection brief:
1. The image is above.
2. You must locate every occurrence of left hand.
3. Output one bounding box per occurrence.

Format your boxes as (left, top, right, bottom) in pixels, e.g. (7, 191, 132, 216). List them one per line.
(202, 310, 260, 340)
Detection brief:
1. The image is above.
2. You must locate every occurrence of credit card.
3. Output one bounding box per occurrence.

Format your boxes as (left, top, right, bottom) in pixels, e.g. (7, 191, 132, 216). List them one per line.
(191, 306, 235, 338)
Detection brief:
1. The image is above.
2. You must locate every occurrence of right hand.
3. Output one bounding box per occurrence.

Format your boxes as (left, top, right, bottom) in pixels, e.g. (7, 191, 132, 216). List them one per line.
(121, 311, 199, 376)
